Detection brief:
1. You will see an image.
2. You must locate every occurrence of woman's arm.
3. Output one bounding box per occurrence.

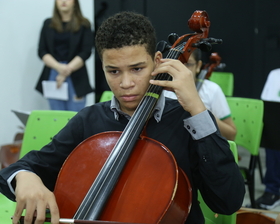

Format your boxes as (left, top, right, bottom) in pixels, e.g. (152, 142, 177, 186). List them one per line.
(215, 116, 237, 140)
(42, 54, 72, 88)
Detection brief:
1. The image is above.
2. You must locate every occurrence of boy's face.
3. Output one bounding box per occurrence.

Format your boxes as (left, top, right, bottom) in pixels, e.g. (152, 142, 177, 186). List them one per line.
(102, 45, 161, 116)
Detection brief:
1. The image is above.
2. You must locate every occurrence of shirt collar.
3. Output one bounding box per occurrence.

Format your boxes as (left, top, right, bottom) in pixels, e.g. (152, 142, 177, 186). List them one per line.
(110, 93, 165, 122)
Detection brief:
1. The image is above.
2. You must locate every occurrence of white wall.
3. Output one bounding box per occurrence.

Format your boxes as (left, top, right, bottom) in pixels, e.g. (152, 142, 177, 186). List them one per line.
(0, 0, 95, 146)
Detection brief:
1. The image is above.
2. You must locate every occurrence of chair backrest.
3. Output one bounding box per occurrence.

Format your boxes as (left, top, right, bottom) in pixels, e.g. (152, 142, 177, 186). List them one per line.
(226, 97, 264, 156)
(199, 140, 238, 224)
(209, 72, 234, 96)
(99, 90, 114, 102)
(228, 140, 239, 163)
(20, 110, 77, 158)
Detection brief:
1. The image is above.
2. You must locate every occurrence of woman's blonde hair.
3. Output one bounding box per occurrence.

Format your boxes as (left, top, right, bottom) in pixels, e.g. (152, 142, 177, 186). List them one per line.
(50, 0, 90, 32)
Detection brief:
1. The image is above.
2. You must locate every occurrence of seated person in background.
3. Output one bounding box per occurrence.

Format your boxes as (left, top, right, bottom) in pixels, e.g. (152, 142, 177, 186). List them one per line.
(256, 68, 280, 209)
(164, 49, 236, 141)
(0, 11, 244, 224)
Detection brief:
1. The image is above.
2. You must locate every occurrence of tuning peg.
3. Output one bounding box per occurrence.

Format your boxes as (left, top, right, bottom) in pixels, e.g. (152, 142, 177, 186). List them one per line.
(156, 40, 171, 53)
(192, 41, 212, 52)
(168, 33, 179, 45)
(207, 37, 223, 44)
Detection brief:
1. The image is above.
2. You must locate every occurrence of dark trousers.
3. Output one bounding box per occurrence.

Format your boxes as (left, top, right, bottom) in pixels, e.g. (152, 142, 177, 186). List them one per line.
(264, 148, 280, 195)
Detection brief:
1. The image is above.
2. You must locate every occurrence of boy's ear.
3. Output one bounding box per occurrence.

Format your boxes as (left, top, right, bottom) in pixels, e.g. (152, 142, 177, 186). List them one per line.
(154, 51, 163, 66)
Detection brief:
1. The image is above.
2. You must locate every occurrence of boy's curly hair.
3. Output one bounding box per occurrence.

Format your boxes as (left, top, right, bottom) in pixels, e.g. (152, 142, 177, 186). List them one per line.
(95, 11, 157, 60)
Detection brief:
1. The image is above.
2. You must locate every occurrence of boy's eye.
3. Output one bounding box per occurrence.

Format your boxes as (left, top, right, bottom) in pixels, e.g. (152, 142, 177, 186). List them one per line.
(133, 67, 142, 72)
(109, 70, 119, 74)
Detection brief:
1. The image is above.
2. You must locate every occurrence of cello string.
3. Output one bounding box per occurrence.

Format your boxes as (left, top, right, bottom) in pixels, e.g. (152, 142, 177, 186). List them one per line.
(140, 42, 185, 117)
(94, 42, 185, 181)
(147, 43, 185, 96)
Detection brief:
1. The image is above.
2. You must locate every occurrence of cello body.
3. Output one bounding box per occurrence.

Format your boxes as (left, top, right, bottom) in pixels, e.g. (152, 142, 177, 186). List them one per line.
(237, 212, 275, 224)
(54, 132, 192, 223)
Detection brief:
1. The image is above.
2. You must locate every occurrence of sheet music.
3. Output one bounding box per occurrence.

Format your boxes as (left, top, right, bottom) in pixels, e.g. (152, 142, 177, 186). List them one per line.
(42, 81, 68, 101)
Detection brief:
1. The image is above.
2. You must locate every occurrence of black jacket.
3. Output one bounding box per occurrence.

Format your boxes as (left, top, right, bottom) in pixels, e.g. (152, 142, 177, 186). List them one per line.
(35, 18, 94, 98)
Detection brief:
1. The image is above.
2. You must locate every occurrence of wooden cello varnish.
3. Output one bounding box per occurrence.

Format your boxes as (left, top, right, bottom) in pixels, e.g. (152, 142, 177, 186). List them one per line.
(54, 132, 192, 223)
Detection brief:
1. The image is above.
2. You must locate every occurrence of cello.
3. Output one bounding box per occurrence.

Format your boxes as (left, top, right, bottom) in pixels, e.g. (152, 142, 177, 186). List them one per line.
(196, 52, 223, 90)
(237, 207, 277, 224)
(45, 11, 221, 224)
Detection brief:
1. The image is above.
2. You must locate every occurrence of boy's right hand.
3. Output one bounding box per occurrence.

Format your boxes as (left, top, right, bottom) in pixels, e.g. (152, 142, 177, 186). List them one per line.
(12, 171, 60, 224)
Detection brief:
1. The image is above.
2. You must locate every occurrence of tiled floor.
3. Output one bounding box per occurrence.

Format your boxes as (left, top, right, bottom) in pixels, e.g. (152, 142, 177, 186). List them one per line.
(238, 146, 280, 220)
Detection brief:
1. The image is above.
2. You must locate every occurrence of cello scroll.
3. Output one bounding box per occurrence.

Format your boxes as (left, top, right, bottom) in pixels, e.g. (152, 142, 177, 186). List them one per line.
(196, 52, 224, 90)
(157, 10, 222, 65)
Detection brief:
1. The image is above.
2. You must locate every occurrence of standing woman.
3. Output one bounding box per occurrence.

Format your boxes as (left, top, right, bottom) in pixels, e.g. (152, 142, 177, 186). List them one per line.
(35, 0, 94, 111)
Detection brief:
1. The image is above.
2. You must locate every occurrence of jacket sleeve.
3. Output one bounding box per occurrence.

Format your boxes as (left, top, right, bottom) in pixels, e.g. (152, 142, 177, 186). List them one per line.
(38, 18, 51, 59)
(76, 25, 93, 62)
(190, 112, 245, 215)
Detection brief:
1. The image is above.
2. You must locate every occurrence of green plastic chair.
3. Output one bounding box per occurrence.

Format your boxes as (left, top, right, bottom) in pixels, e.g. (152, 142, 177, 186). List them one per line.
(226, 97, 264, 208)
(209, 71, 234, 96)
(19, 110, 77, 158)
(199, 140, 238, 224)
(0, 110, 77, 223)
(99, 90, 114, 102)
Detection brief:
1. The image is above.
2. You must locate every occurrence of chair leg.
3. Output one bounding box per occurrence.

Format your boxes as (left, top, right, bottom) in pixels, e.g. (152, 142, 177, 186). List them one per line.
(257, 155, 264, 183)
(248, 180, 256, 208)
(248, 156, 257, 208)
